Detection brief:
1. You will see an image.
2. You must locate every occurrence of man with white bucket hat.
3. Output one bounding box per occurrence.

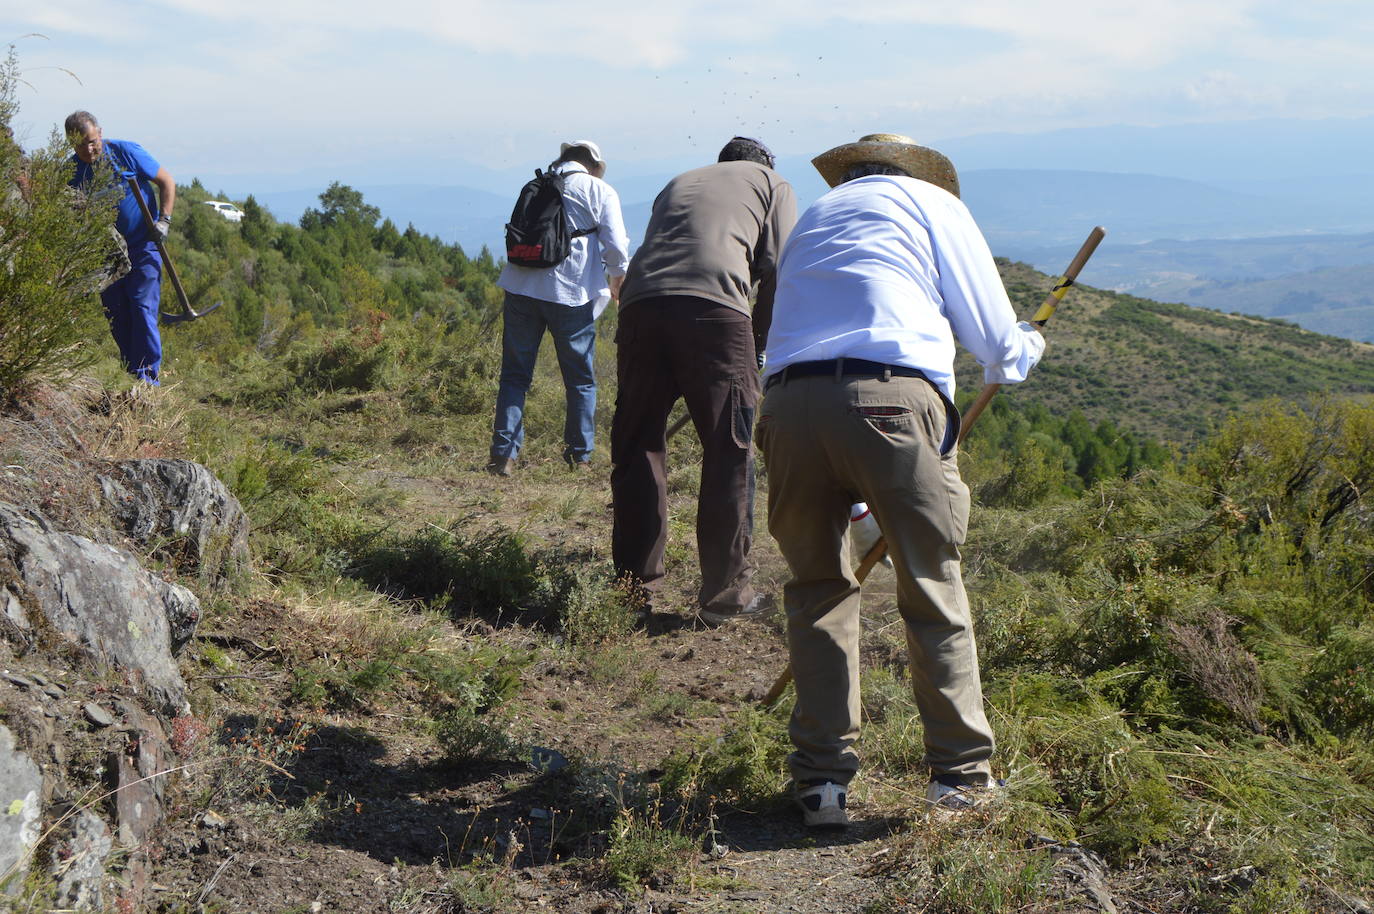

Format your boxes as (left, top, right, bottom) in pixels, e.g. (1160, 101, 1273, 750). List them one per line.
(489, 140, 630, 475)
(757, 133, 1045, 827)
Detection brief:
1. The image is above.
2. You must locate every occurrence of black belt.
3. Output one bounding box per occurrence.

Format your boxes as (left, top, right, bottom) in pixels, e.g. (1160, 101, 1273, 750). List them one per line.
(765, 358, 929, 391)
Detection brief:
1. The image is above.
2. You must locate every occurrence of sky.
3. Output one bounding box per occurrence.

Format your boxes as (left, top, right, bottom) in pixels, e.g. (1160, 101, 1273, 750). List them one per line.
(7, 0, 1374, 192)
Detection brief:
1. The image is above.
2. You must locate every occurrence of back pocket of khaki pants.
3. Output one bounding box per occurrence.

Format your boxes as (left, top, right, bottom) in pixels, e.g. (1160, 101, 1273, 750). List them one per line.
(854, 405, 913, 435)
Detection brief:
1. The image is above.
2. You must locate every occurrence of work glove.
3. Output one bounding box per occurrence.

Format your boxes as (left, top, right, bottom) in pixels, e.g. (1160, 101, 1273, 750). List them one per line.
(850, 502, 893, 568)
(152, 215, 171, 243)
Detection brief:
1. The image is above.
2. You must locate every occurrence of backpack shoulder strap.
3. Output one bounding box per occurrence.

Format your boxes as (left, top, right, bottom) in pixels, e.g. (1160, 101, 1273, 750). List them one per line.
(548, 165, 599, 239)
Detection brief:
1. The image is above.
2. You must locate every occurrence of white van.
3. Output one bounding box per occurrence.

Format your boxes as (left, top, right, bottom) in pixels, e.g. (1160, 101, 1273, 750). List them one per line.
(202, 201, 245, 223)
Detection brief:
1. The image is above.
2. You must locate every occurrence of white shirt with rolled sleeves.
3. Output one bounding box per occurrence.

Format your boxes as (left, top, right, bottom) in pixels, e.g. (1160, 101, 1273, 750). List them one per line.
(497, 161, 631, 318)
(764, 174, 1043, 403)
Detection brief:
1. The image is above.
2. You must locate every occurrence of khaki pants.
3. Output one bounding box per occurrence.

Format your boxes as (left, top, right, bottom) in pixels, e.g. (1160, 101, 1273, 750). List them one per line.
(757, 371, 994, 787)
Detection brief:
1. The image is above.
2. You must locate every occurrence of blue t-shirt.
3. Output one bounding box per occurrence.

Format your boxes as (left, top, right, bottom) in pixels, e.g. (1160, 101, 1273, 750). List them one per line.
(69, 139, 162, 245)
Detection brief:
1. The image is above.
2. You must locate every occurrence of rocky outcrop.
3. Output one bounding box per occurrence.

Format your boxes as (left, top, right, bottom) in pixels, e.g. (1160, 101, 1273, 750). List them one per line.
(51, 809, 112, 911)
(109, 702, 172, 906)
(0, 502, 199, 714)
(0, 724, 43, 897)
(1, 411, 242, 910)
(99, 459, 251, 585)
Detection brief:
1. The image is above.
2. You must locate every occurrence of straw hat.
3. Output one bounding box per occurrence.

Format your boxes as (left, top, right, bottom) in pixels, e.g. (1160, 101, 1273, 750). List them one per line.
(812, 133, 959, 197)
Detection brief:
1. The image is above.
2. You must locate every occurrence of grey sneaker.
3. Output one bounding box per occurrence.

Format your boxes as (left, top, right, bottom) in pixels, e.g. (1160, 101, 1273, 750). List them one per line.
(925, 778, 1002, 812)
(698, 593, 773, 627)
(795, 780, 848, 829)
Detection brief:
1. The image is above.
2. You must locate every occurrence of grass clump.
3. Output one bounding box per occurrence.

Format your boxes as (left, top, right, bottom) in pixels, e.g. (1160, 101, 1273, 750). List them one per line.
(990, 672, 1183, 860)
(603, 799, 699, 893)
(661, 706, 791, 812)
(861, 798, 1055, 914)
(341, 522, 634, 642)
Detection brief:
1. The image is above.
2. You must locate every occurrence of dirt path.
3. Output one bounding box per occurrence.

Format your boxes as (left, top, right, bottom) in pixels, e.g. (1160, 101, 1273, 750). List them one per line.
(138, 450, 963, 913)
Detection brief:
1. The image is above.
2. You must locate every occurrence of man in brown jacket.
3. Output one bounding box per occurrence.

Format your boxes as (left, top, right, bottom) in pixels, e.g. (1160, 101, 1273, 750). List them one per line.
(611, 137, 797, 625)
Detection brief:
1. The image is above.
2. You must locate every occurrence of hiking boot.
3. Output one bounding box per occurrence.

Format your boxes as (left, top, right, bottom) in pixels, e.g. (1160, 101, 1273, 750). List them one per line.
(698, 593, 773, 627)
(794, 780, 848, 829)
(486, 457, 516, 477)
(925, 777, 1003, 812)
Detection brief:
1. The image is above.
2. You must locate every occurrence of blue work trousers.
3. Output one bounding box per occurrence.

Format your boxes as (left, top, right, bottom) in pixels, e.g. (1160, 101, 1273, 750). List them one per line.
(490, 291, 597, 464)
(101, 240, 163, 384)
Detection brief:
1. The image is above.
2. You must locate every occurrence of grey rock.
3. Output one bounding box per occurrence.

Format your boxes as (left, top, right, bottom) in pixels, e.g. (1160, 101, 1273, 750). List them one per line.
(51, 809, 112, 911)
(530, 746, 570, 773)
(2, 586, 25, 630)
(109, 703, 171, 908)
(100, 459, 250, 585)
(1336, 895, 1373, 914)
(43, 685, 65, 700)
(199, 810, 228, 830)
(0, 501, 199, 714)
(83, 703, 115, 728)
(2, 670, 33, 689)
(0, 725, 43, 897)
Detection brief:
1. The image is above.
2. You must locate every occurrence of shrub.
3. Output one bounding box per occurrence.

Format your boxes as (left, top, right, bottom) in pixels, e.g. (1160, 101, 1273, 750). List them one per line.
(1305, 625, 1374, 736)
(434, 706, 517, 763)
(0, 47, 116, 393)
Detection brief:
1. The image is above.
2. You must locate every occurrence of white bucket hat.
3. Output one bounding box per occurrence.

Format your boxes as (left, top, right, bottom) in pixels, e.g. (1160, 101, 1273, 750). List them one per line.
(559, 139, 605, 167)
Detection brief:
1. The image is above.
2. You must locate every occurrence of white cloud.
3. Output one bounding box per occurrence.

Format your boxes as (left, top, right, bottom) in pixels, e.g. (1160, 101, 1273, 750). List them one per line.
(10, 0, 1374, 181)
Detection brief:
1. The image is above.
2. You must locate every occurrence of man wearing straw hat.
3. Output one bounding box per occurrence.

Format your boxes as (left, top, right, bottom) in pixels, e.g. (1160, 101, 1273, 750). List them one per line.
(757, 133, 1045, 827)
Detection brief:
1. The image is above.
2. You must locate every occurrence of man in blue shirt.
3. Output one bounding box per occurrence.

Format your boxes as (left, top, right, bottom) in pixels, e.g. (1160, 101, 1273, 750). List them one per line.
(66, 110, 176, 385)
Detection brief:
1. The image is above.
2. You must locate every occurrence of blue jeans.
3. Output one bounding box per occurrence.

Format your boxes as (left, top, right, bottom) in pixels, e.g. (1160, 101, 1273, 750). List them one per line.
(490, 291, 597, 463)
(101, 240, 163, 384)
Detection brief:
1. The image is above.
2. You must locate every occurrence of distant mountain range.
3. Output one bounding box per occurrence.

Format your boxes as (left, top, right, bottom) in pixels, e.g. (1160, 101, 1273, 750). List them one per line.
(229, 116, 1374, 345)
(250, 167, 1374, 255)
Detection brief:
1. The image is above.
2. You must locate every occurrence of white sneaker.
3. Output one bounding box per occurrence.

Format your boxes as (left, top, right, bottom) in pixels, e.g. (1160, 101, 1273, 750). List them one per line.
(925, 778, 1001, 812)
(794, 780, 848, 829)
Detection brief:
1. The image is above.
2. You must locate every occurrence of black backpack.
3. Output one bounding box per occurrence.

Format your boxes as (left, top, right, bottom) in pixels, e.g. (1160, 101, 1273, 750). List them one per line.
(504, 168, 596, 268)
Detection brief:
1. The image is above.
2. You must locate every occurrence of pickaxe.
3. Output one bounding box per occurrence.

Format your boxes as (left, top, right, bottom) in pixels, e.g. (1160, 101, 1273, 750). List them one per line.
(759, 226, 1107, 707)
(125, 175, 223, 324)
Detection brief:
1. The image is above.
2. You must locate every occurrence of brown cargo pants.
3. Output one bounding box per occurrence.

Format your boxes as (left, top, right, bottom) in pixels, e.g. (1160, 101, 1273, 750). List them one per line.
(610, 296, 759, 614)
(756, 368, 995, 787)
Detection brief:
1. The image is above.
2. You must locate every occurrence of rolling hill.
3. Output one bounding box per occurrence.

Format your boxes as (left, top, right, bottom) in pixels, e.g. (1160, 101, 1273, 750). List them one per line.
(963, 260, 1374, 443)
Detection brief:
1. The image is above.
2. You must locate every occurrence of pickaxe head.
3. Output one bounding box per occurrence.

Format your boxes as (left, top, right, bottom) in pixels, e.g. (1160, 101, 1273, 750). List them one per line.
(160, 300, 224, 324)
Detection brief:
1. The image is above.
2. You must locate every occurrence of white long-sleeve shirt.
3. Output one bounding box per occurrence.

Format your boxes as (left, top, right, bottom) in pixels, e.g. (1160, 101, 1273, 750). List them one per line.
(498, 162, 631, 317)
(765, 174, 1043, 402)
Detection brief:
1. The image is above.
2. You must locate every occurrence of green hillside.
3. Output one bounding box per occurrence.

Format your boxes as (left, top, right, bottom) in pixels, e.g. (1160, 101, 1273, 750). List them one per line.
(5, 149, 1374, 911)
(965, 260, 1374, 444)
